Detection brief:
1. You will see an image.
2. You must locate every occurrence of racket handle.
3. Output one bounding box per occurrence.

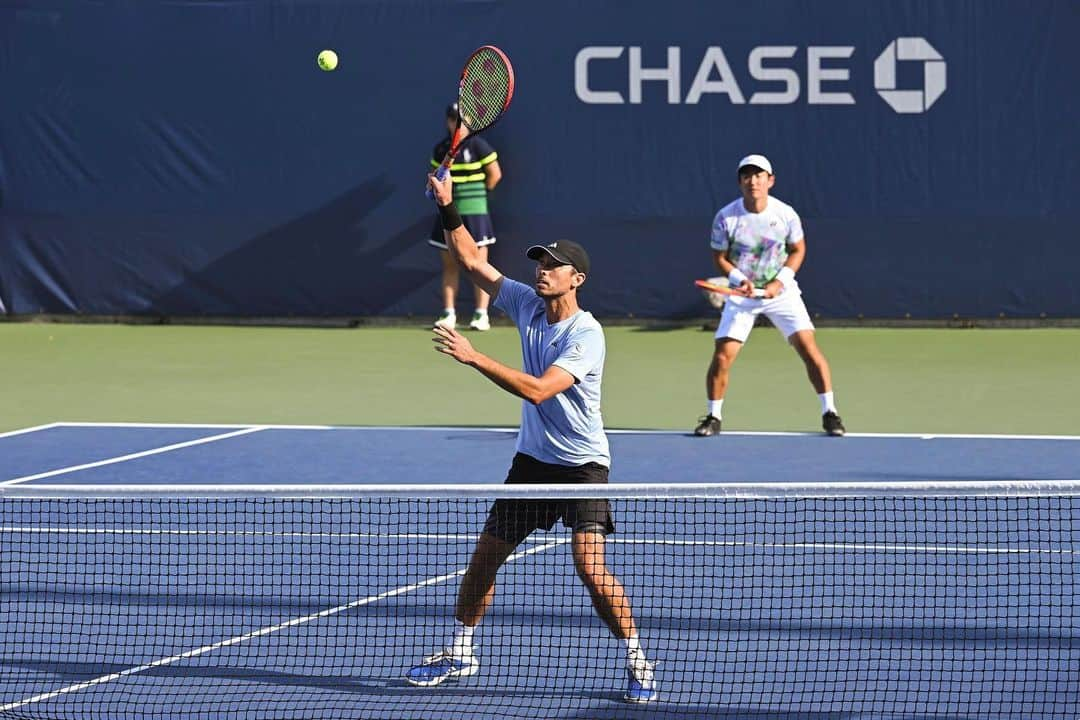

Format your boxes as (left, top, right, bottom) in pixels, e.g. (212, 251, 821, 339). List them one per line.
(425, 165, 451, 200)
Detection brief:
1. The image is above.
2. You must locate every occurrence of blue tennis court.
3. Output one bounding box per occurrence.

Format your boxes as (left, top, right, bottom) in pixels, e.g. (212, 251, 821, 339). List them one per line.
(1, 423, 1078, 719)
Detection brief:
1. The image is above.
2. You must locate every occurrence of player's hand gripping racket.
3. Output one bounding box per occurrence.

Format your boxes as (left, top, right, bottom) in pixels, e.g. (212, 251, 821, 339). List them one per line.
(695, 278, 767, 299)
(426, 46, 515, 199)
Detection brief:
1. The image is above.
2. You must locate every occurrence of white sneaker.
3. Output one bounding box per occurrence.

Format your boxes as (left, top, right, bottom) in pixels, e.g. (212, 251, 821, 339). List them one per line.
(624, 656, 657, 703)
(405, 649, 479, 687)
(468, 312, 490, 331)
(434, 312, 456, 330)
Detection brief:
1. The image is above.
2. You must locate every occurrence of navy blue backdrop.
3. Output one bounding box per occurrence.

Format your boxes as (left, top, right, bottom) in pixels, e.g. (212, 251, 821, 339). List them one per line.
(1, 1, 1077, 319)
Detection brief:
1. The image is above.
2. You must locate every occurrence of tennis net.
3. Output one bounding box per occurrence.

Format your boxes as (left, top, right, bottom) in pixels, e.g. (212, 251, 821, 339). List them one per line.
(1, 482, 1077, 719)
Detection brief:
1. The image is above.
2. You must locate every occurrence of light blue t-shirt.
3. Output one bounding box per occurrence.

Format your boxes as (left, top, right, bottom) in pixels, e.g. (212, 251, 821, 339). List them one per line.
(495, 278, 610, 468)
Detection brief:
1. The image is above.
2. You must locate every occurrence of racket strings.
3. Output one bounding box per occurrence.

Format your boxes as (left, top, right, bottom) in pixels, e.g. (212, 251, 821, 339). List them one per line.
(459, 49, 513, 131)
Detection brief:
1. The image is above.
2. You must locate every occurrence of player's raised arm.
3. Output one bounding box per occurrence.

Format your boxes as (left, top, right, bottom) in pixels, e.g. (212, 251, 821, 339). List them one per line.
(428, 171, 503, 298)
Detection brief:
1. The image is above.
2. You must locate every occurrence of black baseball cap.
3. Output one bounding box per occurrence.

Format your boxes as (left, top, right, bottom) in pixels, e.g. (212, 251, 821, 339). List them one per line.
(526, 240, 590, 275)
(445, 102, 459, 118)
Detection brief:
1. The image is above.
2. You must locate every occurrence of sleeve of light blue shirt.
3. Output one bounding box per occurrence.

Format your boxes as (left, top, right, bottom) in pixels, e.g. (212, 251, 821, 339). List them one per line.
(494, 278, 539, 330)
(552, 326, 604, 383)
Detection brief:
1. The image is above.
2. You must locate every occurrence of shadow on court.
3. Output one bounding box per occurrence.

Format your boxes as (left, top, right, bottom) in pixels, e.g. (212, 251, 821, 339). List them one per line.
(6, 590, 1075, 647)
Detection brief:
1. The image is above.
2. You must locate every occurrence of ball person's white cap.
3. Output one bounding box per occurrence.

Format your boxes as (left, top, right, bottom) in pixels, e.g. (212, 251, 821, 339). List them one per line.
(737, 154, 773, 175)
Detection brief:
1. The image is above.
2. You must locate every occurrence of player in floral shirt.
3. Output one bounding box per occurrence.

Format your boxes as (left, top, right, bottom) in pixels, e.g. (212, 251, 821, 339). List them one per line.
(694, 154, 846, 437)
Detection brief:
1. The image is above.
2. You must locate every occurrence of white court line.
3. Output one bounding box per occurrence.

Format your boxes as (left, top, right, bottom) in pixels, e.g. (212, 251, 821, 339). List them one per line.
(51, 422, 514, 433)
(7, 480, 1077, 498)
(0, 427, 267, 487)
(0, 536, 569, 713)
(0, 423, 62, 439)
(0, 529, 484, 541)
(837, 432, 1080, 441)
(48, 422, 1080, 440)
(608, 538, 1075, 555)
(50, 422, 334, 430)
(1, 526, 1070, 555)
(608, 429, 1080, 440)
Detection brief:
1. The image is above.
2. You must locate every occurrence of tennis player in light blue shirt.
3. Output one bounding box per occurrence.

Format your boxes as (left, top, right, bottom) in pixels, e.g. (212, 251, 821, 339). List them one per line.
(405, 170, 656, 704)
(497, 273, 609, 468)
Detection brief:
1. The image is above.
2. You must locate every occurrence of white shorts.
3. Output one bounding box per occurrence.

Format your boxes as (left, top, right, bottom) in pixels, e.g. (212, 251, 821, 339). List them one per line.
(714, 280, 815, 343)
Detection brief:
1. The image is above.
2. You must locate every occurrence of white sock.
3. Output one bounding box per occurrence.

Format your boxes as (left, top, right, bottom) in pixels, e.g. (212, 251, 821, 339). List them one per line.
(708, 399, 724, 419)
(625, 635, 647, 665)
(443, 308, 455, 316)
(473, 308, 487, 317)
(819, 392, 836, 414)
(450, 620, 475, 658)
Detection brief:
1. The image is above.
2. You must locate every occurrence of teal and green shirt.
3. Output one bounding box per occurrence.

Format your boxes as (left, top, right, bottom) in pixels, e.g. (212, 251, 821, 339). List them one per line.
(431, 135, 498, 216)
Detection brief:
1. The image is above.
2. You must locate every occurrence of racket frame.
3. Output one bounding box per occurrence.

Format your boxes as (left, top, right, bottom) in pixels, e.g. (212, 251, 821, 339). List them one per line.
(695, 278, 768, 299)
(433, 45, 515, 184)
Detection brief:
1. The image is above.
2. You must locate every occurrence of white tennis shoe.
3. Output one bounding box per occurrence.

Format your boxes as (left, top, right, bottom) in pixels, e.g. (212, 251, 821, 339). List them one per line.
(468, 312, 490, 331)
(434, 312, 456, 331)
(624, 656, 657, 703)
(405, 649, 479, 687)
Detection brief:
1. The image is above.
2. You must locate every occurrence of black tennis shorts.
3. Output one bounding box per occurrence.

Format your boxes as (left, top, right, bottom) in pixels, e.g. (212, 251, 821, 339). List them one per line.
(482, 452, 615, 545)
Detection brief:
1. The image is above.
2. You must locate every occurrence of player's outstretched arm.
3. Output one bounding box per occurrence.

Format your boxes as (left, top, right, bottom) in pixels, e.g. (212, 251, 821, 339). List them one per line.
(432, 326, 575, 404)
(428, 172, 503, 298)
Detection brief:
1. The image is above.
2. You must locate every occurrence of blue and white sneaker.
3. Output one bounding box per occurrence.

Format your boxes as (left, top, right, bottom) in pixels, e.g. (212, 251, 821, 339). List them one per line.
(405, 649, 479, 687)
(624, 657, 657, 703)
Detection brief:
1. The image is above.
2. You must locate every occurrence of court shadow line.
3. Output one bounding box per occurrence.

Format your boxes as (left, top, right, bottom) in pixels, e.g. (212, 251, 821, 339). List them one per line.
(1, 657, 625, 703)
(0, 658, 1051, 720)
(5, 592, 1076, 647)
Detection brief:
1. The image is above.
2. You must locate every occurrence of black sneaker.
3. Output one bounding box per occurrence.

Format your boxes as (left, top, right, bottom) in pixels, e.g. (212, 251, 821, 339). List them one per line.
(694, 415, 722, 436)
(822, 411, 846, 437)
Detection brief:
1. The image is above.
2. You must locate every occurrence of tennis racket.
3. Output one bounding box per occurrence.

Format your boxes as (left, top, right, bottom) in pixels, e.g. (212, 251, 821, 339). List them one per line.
(426, 45, 515, 199)
(695, 279, 767, 299)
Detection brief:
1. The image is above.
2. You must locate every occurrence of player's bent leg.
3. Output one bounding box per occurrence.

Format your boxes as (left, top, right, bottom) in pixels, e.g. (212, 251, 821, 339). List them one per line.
(469, 245, 491, 331)
(405, 532, 517, 688)
(456, 532, 518, 625)
(696, 338, 743, 436)
(571, 531, 635, 637)
(707, 338, 743, 399)
(435, 250, 459, 329)
(571, 531, 658, 703)
(788, 330, 831, 392)
(789, 330, 846, 436)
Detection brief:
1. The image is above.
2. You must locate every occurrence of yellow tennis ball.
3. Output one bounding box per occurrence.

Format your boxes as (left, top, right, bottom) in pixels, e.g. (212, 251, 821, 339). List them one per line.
(317, 49, 338, 71)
